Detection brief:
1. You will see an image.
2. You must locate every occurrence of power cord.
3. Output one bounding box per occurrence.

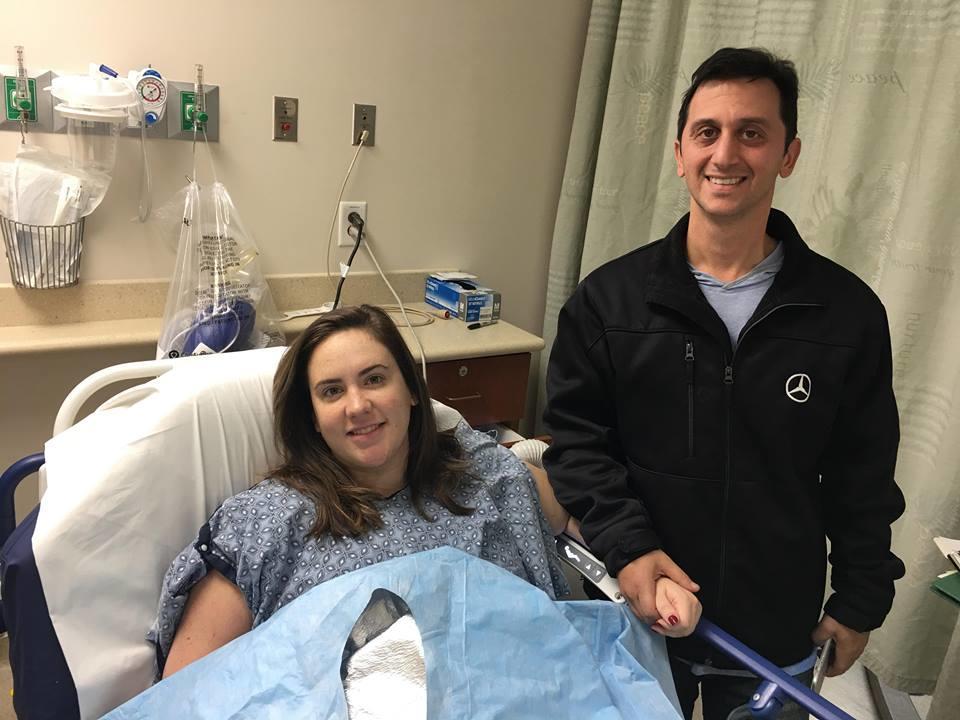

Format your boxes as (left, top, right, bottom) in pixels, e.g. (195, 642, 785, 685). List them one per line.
(325, 130, 368, 293)
(332, 213, 365, 310)
(362, 231, 429, 383)
(380, 306, 435, 327)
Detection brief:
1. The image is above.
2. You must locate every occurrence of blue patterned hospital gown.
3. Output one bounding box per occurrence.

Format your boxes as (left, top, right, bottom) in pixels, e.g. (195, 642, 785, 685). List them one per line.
(149, 421, 568, 671)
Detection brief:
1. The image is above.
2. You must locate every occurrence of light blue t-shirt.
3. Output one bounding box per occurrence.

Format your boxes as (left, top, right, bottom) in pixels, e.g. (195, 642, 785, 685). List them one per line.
(689, 241, 784, 350)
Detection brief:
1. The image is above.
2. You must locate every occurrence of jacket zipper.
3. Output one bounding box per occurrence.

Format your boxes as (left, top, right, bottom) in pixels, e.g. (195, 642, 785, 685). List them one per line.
(685, 338, 695, 457)
(717, 362, 733, 619)
(715, 302, 820, 620)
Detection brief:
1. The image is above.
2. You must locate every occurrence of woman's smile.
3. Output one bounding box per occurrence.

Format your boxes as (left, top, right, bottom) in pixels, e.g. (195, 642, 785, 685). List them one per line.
(348, 422, 384, 437)
(346, 422, 387, 446)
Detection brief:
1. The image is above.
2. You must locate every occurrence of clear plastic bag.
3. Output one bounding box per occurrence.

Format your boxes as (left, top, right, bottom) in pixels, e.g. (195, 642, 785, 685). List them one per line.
(7, 143, 112, 225)
(157, 181, 285, 359)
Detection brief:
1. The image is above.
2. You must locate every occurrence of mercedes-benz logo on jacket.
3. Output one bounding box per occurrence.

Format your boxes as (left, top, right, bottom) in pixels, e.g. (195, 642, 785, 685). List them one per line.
(785, 373, 811, 403)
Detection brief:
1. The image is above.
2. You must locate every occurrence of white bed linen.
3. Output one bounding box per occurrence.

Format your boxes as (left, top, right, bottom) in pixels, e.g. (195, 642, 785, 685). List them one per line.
(35, 347, 286, 719)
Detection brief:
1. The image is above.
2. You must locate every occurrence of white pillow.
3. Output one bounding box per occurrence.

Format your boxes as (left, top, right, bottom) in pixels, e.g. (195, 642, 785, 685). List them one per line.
(36, 348, 285, 719)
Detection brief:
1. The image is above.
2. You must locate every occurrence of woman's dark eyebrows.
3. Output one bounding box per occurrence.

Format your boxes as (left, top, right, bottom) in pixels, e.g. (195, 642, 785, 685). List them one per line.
(359, 363, 388, 375)
(314, 363, 388, 388)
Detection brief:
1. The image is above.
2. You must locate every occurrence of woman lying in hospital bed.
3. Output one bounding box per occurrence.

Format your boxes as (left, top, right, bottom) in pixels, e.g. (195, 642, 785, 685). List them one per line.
(153, 304, 702, 678)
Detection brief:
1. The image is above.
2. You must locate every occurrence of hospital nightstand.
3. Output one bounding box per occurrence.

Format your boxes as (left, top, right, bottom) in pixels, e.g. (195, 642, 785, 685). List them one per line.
(425, 353, 531, 427)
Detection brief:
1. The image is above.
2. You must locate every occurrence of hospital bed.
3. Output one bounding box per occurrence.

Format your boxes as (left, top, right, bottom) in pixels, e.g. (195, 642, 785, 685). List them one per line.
(0, 348, 854, 719)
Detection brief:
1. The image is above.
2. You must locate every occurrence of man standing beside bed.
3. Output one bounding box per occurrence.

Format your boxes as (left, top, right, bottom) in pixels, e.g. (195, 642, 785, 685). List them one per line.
(543, 47, 906, 720)
(154, 304, 702, 678)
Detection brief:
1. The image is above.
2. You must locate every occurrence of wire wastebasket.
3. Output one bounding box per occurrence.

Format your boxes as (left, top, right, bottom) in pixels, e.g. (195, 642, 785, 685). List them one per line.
(0, 215, 85, 289)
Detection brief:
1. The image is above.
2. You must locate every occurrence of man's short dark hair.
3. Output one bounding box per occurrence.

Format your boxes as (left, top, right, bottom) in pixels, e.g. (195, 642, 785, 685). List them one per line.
(676, 47, 799, 152)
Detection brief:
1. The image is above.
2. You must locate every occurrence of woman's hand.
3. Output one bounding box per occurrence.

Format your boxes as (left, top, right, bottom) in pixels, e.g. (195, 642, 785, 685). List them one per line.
(649, 576, 702, 638)
(564, 515, 585, 543)
(617, 551, 699, 624)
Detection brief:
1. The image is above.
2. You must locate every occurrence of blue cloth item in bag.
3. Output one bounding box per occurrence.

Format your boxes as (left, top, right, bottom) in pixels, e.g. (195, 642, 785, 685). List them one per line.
(105, 547, 682, 719)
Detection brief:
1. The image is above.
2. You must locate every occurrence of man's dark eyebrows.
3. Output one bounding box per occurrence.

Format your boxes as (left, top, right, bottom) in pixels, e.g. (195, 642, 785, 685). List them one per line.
(738, 116, 772, 126)
(689, 116, 771, 132)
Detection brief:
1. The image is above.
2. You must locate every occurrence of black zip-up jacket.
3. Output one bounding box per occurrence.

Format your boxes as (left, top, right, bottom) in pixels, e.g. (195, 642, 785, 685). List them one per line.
(543, 209, 905, 667)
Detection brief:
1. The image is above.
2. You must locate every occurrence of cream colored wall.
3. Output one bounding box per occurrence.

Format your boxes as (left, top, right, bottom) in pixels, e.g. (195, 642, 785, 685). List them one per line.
(1, 0, 589, 334)
(0, 1, 590, 520)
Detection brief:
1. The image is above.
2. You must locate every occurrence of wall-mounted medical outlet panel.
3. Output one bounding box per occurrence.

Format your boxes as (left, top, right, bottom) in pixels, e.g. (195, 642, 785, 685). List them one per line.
(166, 81, 219, 141)
(338, 201, 367, 247)
(273, 96, 298, 142)
(0, 71, 57, 134)
(352, 103, 375, 146)
(118, 77, 170, 140)
(4, 76, 36, 122)
(0, 73, 214, 140)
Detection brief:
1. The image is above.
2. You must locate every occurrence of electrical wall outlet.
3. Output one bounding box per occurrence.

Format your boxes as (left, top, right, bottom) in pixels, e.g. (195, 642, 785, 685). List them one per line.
(352, 103, 376, 146)
(338, 201, 367, 247)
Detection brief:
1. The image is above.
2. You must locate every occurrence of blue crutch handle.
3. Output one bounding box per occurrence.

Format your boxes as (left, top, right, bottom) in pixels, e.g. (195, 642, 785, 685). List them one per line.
(693, 618, 855, 720)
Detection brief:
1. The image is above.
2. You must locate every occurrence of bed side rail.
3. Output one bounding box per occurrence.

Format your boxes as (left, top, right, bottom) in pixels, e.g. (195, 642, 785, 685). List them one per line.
(0, 453, 44, 544)
(556, 532, 853, 720)
(53, 359, 178, 436)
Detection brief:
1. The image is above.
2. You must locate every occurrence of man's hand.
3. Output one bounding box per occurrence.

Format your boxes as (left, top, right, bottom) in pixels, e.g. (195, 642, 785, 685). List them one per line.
(617, 550, 699, 624)
(812, 614, 869, 677)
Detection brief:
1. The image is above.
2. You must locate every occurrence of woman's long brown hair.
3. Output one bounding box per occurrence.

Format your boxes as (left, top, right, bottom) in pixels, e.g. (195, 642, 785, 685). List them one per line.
(269, 304, 472, 538)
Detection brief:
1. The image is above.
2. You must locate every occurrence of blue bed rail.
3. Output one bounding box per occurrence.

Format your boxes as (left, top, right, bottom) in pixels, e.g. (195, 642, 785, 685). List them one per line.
(0, 452, 43, 545)
(694, 618, 853, 720)
(0, 452, 44, 635)
(557, 533, 855, 720)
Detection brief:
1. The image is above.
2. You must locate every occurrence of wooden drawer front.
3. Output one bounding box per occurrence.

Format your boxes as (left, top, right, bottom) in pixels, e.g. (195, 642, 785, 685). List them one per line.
(426, 353, 531, 426)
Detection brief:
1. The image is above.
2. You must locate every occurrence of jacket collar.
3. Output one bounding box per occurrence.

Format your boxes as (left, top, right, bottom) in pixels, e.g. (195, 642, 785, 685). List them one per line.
(645, 209, 826, 331)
